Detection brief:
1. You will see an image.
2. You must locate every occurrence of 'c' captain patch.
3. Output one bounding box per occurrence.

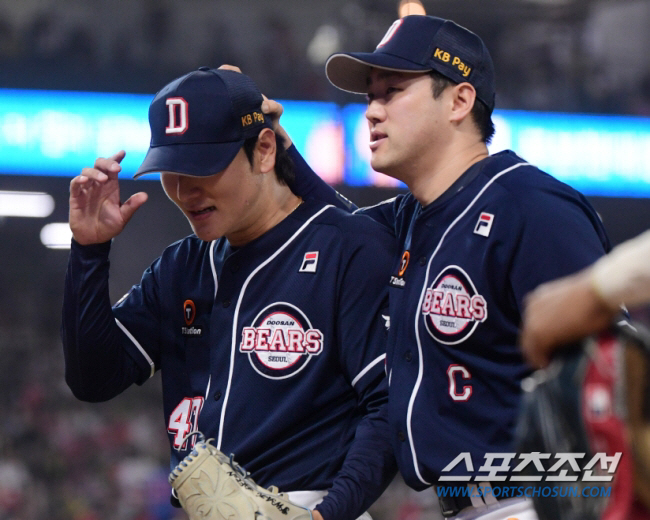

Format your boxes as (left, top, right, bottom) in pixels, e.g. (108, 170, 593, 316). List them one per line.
(421, 265, 487, 344)
(240, 302, 323, 379)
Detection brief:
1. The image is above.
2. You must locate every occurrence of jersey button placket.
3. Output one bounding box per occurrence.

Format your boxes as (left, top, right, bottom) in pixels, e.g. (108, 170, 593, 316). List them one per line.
(404, 350, 412, 362)
(222, 299, 231, 308)
(214, 391, 222, 401)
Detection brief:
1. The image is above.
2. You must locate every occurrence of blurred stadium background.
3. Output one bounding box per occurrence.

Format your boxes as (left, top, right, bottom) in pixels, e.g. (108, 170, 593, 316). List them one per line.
(0, 0, 649, 518)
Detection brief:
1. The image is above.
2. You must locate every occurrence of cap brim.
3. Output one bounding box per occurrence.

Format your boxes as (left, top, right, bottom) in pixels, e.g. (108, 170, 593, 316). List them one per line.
(326, 52, 432, 94)
(133, 140, 244, 178)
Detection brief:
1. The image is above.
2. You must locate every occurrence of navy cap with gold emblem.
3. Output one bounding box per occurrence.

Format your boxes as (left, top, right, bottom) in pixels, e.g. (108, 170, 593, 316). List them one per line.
(134, 67, 272, 178)
(325, 15, 496, 112)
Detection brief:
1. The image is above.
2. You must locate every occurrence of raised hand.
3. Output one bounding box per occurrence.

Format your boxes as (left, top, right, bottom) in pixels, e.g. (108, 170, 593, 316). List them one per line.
(69, 150, 148, 245)
(217, 64, 291, 147)
(520, 269, 614, 368)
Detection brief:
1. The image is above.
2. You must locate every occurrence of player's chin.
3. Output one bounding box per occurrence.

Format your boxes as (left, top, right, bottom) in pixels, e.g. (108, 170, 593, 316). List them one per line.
(194, 228, 223, 242)
(188, 221, 222, 242)
(370, 145, 395, 166)
(369, 154, 387, 173)
(371, 155, 398, 179)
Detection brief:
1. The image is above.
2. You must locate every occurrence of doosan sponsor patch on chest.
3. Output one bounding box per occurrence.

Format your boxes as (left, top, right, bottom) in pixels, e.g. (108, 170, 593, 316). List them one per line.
(239, 302, 324, 379)
(421, 265, 487, 344)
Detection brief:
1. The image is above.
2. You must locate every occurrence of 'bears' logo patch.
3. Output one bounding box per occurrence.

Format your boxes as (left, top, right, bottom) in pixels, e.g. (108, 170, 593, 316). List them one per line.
(421, 265, 487, 344)
(240, 302, 323, 379)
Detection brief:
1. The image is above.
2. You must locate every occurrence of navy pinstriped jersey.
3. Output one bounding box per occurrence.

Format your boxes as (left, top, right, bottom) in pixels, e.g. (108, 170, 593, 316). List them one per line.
(61, 198, 397, 520)
(289, 149, 610, 490)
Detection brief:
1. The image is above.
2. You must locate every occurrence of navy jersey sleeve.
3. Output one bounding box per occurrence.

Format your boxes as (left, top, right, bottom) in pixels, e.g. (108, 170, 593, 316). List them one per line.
(110, 258, 166, 371)
(287, 144, 357, 212)
(506, 174, 611, 309)
(315, 219, 398, 520)
(287, 143, 407, 239)
(61, 240, 154, 402)
(354, 197, 405, 237)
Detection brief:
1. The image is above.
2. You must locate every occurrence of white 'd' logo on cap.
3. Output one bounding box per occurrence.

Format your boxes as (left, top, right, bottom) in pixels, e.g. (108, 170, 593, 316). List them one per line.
(166, 97, 188, 135)
(377, 19, 403, 48)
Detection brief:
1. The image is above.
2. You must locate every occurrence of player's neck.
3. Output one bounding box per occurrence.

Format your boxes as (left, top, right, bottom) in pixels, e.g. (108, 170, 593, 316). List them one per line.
(409, 141, 489, 207)
(227, 185, 302, 247)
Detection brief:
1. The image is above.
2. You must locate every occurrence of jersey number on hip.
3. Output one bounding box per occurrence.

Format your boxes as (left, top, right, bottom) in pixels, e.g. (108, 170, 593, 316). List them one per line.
(168, 396, 204, 449)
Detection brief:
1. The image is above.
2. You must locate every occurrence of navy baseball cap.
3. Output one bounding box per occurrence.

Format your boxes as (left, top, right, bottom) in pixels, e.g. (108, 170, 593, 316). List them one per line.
(326, 15, 496, 112)
(134, 67, 272, 178)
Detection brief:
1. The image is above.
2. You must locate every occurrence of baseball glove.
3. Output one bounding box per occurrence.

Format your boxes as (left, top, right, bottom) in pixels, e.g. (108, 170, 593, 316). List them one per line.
(169, 432, 314, 520)
(515, 320, 650, 520)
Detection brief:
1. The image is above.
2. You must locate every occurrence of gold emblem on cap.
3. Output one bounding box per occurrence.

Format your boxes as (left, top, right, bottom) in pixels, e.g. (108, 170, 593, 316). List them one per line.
(241, 111, 265, 127)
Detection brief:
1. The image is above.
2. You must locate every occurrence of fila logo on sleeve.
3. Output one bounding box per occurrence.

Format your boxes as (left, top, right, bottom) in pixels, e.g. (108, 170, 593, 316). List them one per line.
(299, 252, 319, 273)
(473, 212, 494, 237)
(166, 97, 188, 134)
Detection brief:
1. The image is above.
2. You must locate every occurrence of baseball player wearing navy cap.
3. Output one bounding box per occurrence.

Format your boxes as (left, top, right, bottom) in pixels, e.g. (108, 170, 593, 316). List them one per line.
(269, 15, 611, 519)
(61, 67, 397, 520)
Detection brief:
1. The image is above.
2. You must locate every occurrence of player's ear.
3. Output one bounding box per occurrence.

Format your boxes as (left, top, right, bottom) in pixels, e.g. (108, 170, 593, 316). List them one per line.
(449, 82, 476, 123)
(254, 128, 277, 174)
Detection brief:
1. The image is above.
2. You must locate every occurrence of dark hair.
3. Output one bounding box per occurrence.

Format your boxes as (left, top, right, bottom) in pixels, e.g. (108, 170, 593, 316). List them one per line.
(429, 70, 495, 145)
(242, 132, 295, 186)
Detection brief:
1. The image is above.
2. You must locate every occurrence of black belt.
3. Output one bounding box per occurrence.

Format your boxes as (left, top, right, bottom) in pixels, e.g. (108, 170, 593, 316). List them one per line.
(436, 486, 473, 518)
(435, 484, 506, 518)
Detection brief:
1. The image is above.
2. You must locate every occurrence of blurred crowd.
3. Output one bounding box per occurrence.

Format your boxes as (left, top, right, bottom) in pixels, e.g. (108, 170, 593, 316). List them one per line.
(0, 324, 178, 519)
(0, 0, 648, 114)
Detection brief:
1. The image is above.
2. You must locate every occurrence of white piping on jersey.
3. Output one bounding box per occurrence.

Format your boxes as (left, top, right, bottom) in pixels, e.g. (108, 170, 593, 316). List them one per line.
(209, 239, 218, 300)
(205, 242, 218, 401)
(216, 205, 334, 450)
(352, 197, 397, 215)
(351, 353, 386, 387)
(115, 318, 155, 379)
(408, 162, 528, 486)
(110, 237, 220, 385)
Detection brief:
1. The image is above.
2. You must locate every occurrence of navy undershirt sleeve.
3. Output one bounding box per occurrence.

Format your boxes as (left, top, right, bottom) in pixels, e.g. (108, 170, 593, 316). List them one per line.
(61, 239, 148, 402)
(315, 223, 398, 520)
(315, 373, 397, 520)
(287, 144, 357, 212)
